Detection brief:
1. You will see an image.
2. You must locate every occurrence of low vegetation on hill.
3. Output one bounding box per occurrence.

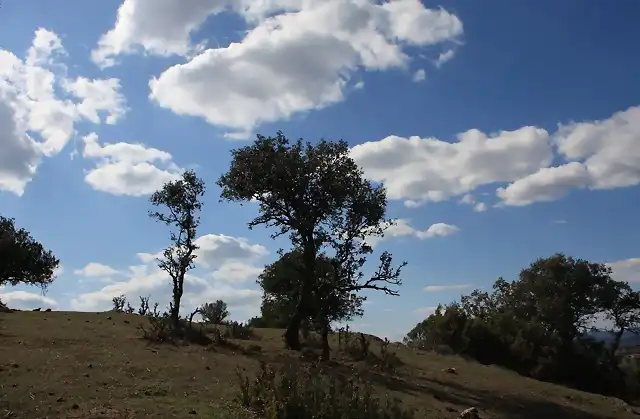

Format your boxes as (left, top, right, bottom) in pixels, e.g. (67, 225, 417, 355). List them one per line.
(2, 132, 639, 418)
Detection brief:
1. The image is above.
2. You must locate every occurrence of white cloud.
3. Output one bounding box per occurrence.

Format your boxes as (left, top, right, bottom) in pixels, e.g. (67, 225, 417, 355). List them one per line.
(61, 77, 128, 124)
(0, 290, 57, 310)
(70, 233, 268, 315)
(354, 106, 639, 208)
(458, 194, 487, 212)
(195, 234, 269, 283)
(434, 48, 455, 68)
(143, 0, 462, 134)
(92, 0, 230, 68)
(351, 126, 552, 204)
(0, 28, 129, 195)
(417, 222, 460, 238)
(81, 132, 182, 196)
(496, 162, 590, 206)
(609, 258, 640, 284)
(74, 262, 121, 278)
(412, 69, 425, 82)
(364, 219, 460, 246)
(423, 284, 471, 292)
(195, 234, 269, 268)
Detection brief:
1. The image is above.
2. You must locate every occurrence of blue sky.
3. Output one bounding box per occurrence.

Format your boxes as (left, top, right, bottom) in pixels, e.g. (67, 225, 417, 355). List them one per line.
(0, 0, 638, 341)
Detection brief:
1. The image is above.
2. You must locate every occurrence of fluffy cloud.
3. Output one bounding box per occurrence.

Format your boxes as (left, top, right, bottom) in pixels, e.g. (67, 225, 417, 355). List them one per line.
(195, 234, 269, 282)
(423, 284, 472, 292)
(74, 262, 122, 278)
(609, 258, 640, 284)
(0, 28, 128, 195)
(351, 126, 552, 206)
(81, 132, 182, 196)
(354, 106, 639, 208)
(61, 77, 128, 124)
(69, 233, 267, 318)
(114, 0, 463, 136)
(365, 219, 459, 246)
(0, 290, 58, 310)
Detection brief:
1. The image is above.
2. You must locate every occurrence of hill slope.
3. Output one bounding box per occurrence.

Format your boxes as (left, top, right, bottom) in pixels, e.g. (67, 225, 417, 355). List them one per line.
(0, 311, 637, 419)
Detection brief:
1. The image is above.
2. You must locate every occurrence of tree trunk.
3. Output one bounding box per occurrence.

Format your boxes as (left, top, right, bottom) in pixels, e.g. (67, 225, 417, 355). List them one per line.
(321, 319, 330, 361)
(284, 240, 316, 350)
(610, 327, 625, 365)
(172, 275, 185, 331)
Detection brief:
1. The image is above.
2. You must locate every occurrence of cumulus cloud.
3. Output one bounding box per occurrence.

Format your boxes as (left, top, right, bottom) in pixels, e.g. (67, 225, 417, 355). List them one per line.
(195, 234, 269, 282)
(81, 132, 182, 196)
(354, 106, 639, 208)
(0, 28, 128, 195)
(0, 290, 57, 310)
(101, 0, 463, 135)
(609, 258, 640, 284)
(364, 219, 459, 246)
(351, 126, 552, 205)
(69, 233, 268, 318)
(74, 262, 122, 278)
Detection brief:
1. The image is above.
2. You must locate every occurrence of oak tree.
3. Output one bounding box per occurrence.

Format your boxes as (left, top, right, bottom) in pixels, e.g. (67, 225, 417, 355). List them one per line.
(217, 132, 405, 350)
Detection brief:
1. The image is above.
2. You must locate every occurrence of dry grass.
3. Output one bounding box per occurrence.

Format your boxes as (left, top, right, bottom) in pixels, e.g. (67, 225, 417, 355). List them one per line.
(0, 310, 638, 418)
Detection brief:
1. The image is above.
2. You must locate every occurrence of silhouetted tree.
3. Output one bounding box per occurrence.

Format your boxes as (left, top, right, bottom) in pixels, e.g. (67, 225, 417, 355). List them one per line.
(217, 131, 405, 350)
(0, 216, 59, 290)
(200, 300, 229, 324)
(259, 249, 365, 358)
(404, 253, 639, 399)
(149, 170, 205, 330)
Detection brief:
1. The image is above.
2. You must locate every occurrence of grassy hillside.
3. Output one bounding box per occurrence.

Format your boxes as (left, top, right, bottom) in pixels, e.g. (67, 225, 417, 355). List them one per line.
(1, 310, 638, 419)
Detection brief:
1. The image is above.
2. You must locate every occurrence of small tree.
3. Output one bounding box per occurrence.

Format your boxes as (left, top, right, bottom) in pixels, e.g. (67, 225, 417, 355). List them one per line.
(200, 300, 229, 324)
(259, 249, 364, 358)
(149, 170, 205, 330)
(218, 132, 406, 350)
(112, 294, 127, 312)
(0, 216, 59, 290)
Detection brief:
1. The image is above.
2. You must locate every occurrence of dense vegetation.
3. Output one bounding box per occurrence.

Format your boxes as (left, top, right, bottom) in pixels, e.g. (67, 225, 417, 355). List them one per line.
(404, 254, 640, 400)
(2, 131, 639, 418)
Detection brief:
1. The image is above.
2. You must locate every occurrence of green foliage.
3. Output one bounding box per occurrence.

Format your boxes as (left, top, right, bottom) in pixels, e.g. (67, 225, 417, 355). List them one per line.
(404, 253, 640, 400)
(0, 216, 59, 290)
(236, 361, 416, 419)
(149, 170, 205, 328)
(200, 300, 229, 324)
(217, 132, 406, 350)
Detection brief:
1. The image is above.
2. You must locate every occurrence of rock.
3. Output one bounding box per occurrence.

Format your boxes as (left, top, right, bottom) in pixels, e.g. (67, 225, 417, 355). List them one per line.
(444, 367, 458, 374)
(107, 316, 112, 320)
(460, 407, 479, 419)
(189, 410, 197, 415)
(124, 320, 130, 324)
(72, 404, 80, 409)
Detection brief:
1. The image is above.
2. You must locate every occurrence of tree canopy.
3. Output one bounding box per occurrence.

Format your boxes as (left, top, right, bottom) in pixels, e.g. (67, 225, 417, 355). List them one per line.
(0, 216, 59, 290)
(217, 132, 405, 350)
(404, 253, 640, 399)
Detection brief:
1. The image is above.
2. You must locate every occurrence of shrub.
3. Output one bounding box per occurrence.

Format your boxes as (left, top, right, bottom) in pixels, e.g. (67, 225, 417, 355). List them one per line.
(223, 320, 255, 340)
(139, 309, 211, 346)
(200, 300, 229, 324)
(236, 362, 416, 419)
